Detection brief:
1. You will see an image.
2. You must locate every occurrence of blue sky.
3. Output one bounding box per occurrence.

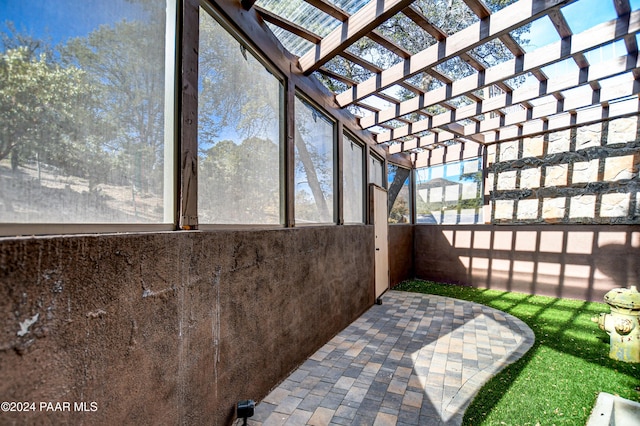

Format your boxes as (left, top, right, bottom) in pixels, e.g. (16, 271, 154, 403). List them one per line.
(523, 0, 640, 50)
(1, 0, 146, 45)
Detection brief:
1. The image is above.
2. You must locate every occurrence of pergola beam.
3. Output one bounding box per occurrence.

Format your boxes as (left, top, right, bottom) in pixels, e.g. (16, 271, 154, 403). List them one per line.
(481, 94, 640, 144)
(467, 73, 640, 140)
(255, 6, 322, 43)
(336, 0, 575, 107)
(298, 0, 416, 74)
(365, 11, 640, 132)
(303, 0, 349, 21)
(377, 52, 640, 144)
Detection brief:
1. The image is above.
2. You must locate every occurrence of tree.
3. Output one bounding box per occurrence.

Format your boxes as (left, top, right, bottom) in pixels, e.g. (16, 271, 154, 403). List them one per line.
(62, 16, 166, 196)
(0, 46, 89, 171)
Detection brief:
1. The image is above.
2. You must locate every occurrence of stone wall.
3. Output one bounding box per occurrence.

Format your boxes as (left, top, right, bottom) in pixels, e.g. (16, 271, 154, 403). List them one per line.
(488, 116, 640, 224)
(0, 226, 374, 425)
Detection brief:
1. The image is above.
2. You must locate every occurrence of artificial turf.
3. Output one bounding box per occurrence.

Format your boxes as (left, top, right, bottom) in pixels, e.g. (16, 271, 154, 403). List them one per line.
(394, 279, 640, 425)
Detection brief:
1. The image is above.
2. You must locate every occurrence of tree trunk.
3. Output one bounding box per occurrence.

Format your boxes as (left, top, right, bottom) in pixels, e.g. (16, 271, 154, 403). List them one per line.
(294, 127, 331, 222)
(388, 167, 410, 215)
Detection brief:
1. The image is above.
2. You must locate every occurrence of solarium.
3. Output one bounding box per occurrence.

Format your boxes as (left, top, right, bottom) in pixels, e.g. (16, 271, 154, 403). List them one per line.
(0, 0, 639, 424)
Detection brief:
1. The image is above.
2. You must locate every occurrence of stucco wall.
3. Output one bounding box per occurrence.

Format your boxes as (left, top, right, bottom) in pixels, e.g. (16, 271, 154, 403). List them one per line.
(414, 224, 640, 301)
(0, 226, 374, 425)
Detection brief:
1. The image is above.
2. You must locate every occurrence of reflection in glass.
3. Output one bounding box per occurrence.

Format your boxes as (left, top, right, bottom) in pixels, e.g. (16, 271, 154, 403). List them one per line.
(0, 0, 173, 224)
(343, 133, 364, 223)
(294, 96, 335, 224)
(370, 156, 384, 188)
(415, 157, 483, 224)
(198, 9, 283, 225)
(388, 164, 410, 224)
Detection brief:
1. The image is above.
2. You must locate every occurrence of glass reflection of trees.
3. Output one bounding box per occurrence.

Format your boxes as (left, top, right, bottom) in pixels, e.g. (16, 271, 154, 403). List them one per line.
(0, 0, 170, 223)
(294, 96, 335, 224)
(198, 9, 283, 225)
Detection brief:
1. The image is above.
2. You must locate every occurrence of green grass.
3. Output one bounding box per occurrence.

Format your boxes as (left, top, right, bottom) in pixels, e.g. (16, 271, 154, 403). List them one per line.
(394, 280, 640, 426)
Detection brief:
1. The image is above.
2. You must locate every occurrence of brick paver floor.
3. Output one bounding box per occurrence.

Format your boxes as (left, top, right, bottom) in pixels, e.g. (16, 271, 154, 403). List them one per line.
(236, 290, 535, 426)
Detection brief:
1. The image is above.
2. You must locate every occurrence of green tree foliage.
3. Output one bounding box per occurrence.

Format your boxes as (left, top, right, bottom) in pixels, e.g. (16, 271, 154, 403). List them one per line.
(199, 137, 280, 223)
(1, 0, 168, 221)
(0, 47, 88, 171)
(62, 17, 166, 194)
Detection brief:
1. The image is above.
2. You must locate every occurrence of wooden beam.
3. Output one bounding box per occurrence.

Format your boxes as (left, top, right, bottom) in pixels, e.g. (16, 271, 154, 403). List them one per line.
(471, 74, 640, 138)
(298, 0, 416, 74)
(255, 6, 322, 43)
(376, 53, 640, 143)
(390, 74, 640, 152)
(547, 8, 590, 68)
(402, 5, 447, 41)
(368, 30, 411, 59)
(317, 67, 356, 86)
(241, 0, 257, 10)
(336, 0, 574, 107)
(179, 0, 199, 229)
(482, 95, 640, 144)
(362, 11, 640, 130)
(303, 0, 349, 21)
(462, 0, 491, 19)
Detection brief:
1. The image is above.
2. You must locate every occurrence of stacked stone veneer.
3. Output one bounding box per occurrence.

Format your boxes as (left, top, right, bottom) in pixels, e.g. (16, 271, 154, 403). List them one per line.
(487, 116, 640, 224)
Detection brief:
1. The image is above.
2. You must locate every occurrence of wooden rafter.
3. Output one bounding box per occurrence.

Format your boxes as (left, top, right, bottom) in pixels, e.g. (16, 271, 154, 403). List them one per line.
(376, 52, 640, 143)
(361, 11, 640, 130)
(547, 9, 590, 69)
(302, 0, 349, 21)
(335, 0, 575, 107)
(481, 94, 640, 144)
(298, 0, 416, 73)
(255, 6, 322, 43)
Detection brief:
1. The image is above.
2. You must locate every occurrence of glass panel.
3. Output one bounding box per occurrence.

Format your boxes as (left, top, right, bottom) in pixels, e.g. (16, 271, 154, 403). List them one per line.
(255, 0, 370, 56)
(198, 8, 283, 225)
(294, 96, 335, 224)
(370, 156, 384, 187)
(415, 157, 483, 224)
(343, 133, 364, 223)
(0, 0, 174, 224)
(388, 164, 410, 224)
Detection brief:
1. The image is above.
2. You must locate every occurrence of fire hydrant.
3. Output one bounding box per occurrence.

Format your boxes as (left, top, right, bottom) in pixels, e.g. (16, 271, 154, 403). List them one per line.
(592, 285, 640, 363)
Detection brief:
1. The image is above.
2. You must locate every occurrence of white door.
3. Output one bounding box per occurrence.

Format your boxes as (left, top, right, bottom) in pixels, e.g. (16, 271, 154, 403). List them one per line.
(371, 184, 389, 303)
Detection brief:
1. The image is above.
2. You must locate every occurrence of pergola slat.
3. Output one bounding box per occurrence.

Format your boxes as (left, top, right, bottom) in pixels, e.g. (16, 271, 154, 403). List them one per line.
(481, 95, 640, 143)
(377, 53, 640, 143)
(303, 0, 349, 21)
(363, 11, 640, 131)
(255, 6, 322, 43)
(335, 0, 574, 107)
(298, 0, 416, 73)
(402, 75, 639, 150)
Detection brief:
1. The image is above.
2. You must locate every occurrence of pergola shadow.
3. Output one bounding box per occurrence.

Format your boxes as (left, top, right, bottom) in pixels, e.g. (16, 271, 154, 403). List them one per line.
(239, 290, 534, 426)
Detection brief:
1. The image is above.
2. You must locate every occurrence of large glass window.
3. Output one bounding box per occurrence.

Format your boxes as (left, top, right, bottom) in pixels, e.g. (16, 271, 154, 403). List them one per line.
(342, 133, 364, 223)
(198, 8, 283, 225)
(388, 164, 411, 224)
(294, 96, 335, 224)
(416, 157, 483, 224)
(0, 0, 175, 225)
